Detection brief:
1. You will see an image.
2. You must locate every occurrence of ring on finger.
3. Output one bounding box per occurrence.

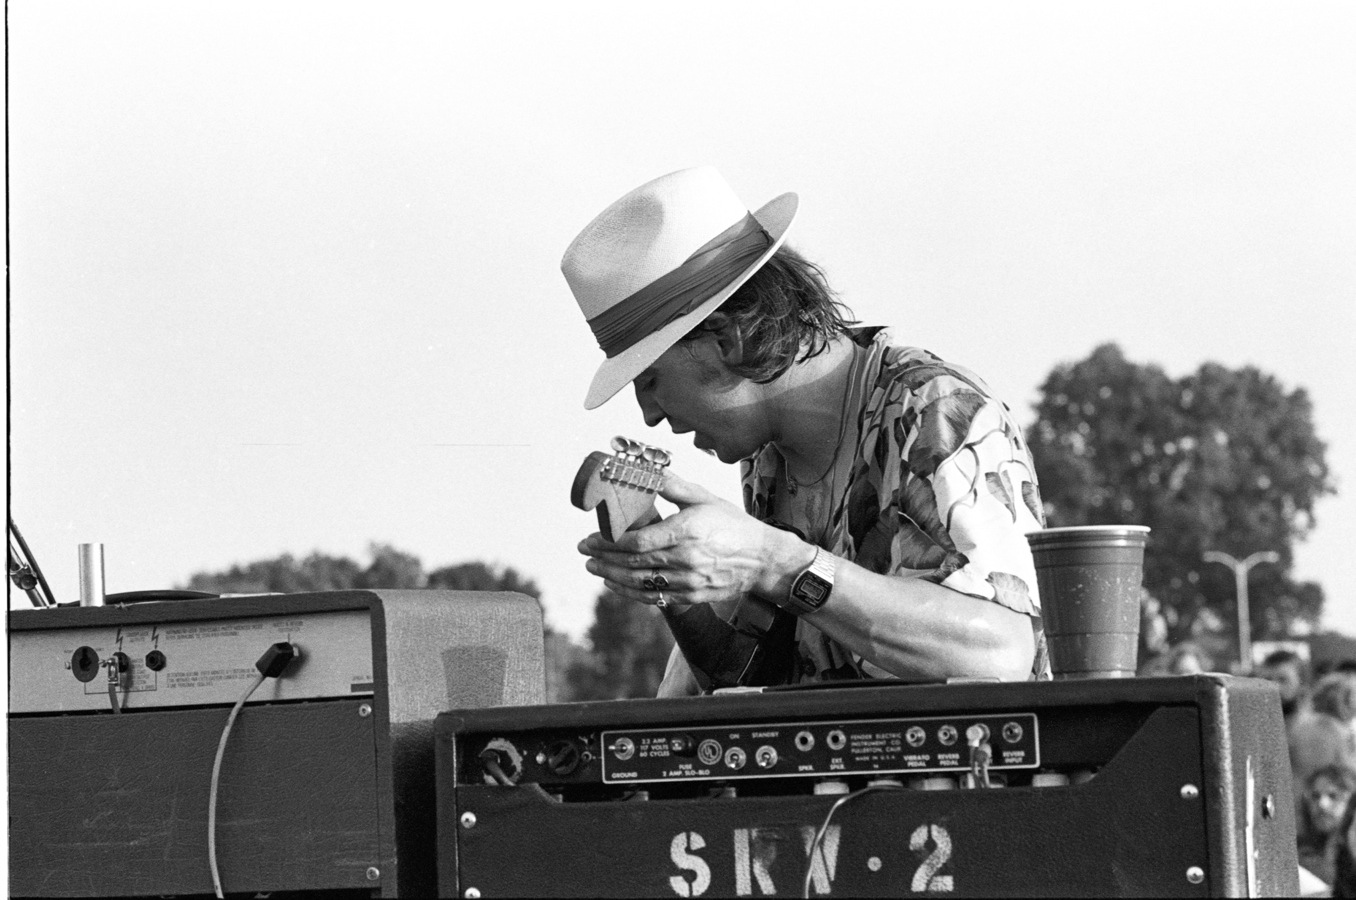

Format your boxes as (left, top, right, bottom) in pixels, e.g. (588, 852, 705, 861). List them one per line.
(641, 574, 656, 591)
(651, 570, 669, 590)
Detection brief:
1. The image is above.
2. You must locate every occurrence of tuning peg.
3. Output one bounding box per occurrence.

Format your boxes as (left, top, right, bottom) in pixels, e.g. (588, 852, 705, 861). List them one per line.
(642, 446, 671, 468)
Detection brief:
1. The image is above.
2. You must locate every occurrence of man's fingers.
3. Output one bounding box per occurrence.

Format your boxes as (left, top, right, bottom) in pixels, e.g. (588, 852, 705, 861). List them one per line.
(586, 555, 689, 587)
(658, 471, 719, 509)
(586, 546, 681, 570)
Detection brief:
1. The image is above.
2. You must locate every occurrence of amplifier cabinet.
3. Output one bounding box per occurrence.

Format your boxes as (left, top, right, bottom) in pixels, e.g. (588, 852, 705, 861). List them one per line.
(9, 589, 546, 898)
(436, 676, 1297, 897)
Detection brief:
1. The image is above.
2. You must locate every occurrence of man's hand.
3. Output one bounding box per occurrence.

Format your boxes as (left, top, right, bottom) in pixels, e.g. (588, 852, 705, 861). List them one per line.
(577, 472, 811, 608)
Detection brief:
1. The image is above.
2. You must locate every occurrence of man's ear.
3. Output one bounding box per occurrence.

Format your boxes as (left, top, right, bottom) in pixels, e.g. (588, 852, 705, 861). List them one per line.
(703, 312, 745, 368)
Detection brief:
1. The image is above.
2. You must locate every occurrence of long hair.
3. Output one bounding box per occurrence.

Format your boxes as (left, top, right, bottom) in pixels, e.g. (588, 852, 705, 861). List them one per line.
(680, 245, 857, 383)
(1300, 764, 1356, 852)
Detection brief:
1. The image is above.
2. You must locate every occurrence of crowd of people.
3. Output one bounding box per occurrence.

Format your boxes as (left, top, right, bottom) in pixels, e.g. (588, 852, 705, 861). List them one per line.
(1136, 609, 1356, 897)
(1251, 650, 1356, 896)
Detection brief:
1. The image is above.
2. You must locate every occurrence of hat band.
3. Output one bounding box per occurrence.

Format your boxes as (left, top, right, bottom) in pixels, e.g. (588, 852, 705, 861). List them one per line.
(587, 212, 772, 358)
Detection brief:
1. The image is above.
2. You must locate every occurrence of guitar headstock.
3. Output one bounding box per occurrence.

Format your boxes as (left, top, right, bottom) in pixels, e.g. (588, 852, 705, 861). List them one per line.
(571, 437, 673, 542)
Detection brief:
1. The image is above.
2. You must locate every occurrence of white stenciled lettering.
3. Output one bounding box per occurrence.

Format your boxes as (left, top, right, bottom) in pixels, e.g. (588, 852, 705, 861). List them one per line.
(669, 831, 711, 897)
(733, 828, 777, 895)
(798, 825, 841, 895)
(909, 824, 954, 893)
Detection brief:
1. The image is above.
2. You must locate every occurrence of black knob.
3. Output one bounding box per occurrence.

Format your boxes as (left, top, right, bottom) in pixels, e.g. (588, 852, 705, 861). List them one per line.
(71, 646, 100, 683)
(545, 740, 583, 776)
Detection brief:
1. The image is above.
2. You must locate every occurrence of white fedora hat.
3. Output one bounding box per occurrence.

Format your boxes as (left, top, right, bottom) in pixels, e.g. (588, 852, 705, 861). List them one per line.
(562, 166, 798, 409)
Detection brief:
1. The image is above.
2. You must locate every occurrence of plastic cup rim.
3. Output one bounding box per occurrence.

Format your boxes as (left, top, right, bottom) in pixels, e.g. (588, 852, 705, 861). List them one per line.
(1026, 525, 1150, 536)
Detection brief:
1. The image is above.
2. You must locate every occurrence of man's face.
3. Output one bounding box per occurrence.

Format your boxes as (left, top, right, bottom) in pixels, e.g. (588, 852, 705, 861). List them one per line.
(632, 336, 769, 464)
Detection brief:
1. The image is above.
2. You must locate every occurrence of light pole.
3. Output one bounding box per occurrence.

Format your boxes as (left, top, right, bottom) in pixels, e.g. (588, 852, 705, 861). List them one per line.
(1203, 549, 1280, 675)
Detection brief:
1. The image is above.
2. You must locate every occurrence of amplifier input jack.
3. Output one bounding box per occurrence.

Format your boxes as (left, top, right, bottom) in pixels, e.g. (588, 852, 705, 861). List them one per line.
(145, 650, 167, 672)
(794, 730, 815, 752)
(826, 730, 847, 752)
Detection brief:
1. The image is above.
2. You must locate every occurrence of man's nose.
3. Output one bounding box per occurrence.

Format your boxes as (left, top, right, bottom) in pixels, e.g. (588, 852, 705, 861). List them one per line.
(633, 383, 665, 428)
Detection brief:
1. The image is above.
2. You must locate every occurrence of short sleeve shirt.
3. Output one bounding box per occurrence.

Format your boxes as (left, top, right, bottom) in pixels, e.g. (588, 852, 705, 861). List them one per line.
(741, 327, 1052, 682)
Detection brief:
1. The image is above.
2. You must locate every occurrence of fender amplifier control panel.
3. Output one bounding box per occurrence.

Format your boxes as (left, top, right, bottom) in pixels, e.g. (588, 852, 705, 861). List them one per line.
(593, 712, 1036, 785)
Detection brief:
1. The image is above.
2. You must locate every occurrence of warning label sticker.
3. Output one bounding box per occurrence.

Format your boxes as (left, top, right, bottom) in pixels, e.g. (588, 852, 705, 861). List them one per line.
(167, 667, 257, 689)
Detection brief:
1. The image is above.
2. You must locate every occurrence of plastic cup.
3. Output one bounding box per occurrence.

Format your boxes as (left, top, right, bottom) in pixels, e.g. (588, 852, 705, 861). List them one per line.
(1026, 526, 1150, 679)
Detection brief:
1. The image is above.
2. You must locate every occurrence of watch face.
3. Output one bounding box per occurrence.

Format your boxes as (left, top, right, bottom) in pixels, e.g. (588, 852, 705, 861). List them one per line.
(794, 572, 831, 607)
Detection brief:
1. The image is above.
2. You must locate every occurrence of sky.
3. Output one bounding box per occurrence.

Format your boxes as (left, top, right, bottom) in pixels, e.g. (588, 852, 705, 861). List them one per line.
(6, 1, 1355, 642)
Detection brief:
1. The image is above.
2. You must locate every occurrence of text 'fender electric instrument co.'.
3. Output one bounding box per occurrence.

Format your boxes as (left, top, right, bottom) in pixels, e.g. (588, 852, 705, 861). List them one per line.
(571, 437, 798, 691)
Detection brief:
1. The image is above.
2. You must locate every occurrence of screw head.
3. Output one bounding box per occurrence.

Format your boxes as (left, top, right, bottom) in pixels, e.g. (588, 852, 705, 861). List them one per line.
(465, 889, 482, 899)
(460, 811, 477, 829)
(1187, 866, 1205, 885)
(358, 703, 373, 718)
(365, 866, 380, 882)
(1180, 783, 1200, 800)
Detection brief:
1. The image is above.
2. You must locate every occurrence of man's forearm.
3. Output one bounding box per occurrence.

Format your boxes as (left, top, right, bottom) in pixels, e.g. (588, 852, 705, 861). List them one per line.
(756, 530, 1035, 681)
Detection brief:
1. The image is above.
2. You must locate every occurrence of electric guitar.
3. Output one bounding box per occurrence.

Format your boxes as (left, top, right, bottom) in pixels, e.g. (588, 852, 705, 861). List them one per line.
(571, 437, 798, 690)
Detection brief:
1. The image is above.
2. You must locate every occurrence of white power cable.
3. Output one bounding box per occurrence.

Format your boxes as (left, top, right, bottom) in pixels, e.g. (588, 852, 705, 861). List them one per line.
(208, 671, 268, 899)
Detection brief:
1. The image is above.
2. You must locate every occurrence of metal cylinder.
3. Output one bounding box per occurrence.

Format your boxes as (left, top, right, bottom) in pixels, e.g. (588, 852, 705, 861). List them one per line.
(78, 543, 105, 607)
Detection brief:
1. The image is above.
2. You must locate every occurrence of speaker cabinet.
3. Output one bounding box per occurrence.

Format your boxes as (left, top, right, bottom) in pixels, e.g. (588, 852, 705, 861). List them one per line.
(10, 589, 545, 897)
(437, 676, 1297, 897)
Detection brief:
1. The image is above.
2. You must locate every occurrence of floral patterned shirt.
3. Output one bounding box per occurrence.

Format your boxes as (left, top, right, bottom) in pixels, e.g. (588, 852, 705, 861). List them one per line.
(741, 327, 1052, 682)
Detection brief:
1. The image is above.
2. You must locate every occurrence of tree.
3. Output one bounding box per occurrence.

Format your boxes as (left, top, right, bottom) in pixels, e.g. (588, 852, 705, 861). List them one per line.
(355, 543, 426, 589)
(566, 588, 674, 700)
(1028, 343, 1335, 662)
(183, 551, 363, 594)
(427, 561, 541, 598)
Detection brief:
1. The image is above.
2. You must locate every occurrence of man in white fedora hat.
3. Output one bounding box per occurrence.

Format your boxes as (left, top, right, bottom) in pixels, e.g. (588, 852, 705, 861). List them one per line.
(567, 166, 1050, 696)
